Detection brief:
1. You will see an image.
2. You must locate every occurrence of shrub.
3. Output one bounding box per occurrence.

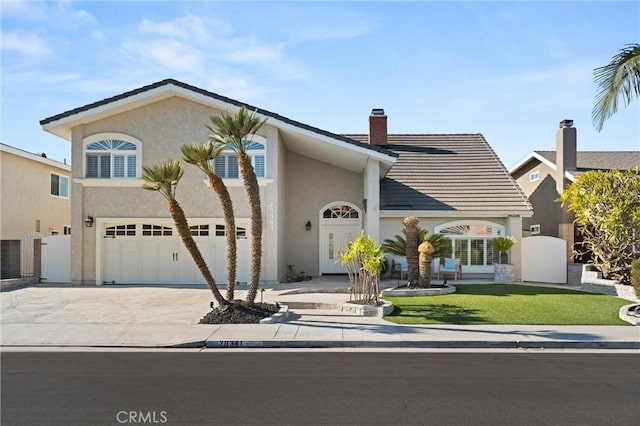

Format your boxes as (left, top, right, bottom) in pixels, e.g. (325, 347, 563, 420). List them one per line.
(631, 259, 640, 298)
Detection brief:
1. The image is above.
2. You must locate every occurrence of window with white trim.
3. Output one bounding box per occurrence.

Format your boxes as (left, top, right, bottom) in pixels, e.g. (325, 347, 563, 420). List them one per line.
(436, 222, 504, 267)
(50, 173, 69, 197)
(214, 140, 265, 178)
(529, 170, 540, 182)
(530, 224, 541, 235)
(63, 226, 71, 235)
(85, 138, 138, 179)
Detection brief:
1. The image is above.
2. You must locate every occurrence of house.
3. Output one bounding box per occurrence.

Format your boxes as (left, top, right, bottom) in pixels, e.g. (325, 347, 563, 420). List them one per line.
(0, 143, 71, 279)
(39, 79, 532, 286)
(509, 119, 640, 261)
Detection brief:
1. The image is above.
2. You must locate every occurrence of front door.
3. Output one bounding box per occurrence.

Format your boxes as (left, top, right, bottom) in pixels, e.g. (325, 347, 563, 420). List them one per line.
(320, 225, 360, 273)
(319, 203, 362, 274)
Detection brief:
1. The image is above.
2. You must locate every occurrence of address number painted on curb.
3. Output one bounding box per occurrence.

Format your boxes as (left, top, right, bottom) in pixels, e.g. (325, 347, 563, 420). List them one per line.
(207, 340, 264, 348)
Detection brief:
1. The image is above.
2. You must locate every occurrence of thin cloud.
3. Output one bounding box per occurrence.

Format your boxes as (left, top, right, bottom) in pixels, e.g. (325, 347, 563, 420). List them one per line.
(1, 32, 50, 56)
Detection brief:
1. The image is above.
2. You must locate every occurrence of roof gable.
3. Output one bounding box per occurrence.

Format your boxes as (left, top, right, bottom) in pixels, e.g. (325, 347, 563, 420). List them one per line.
(511, 150, 639, 177)
(40, 79, 397, 163)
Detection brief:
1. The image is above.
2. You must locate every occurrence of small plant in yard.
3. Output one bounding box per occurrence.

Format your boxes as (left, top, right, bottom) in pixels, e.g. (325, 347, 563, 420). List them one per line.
(283, 265, 311, 283)
(339, 231, 384, 305)
(490, 236, 517, 264)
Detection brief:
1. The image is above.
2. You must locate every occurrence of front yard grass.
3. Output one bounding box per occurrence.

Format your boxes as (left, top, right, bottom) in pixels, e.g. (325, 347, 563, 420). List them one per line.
(383, 284, 631, 325)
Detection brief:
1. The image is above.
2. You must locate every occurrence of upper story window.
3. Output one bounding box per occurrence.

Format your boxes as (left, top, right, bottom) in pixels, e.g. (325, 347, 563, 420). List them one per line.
(83, 133, 141, 179)
(214, 140, 265, 179)
(529, 170, 540, 182)
(50, 173, 69, 198)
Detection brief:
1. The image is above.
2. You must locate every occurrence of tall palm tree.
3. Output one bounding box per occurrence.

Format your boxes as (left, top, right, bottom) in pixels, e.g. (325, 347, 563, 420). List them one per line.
(207, 107, 267, 305)
(593, 43, 640, 131)
(181, 143, 238, 300)
(142, 160, 228, 306)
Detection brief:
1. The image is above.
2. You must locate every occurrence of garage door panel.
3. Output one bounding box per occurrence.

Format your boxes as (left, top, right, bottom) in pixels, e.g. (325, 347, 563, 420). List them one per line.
(102, 222, 249, 286)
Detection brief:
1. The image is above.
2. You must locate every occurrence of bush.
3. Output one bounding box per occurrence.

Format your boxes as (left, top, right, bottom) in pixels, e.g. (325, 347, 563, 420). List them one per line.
(631, 259, 640, 298)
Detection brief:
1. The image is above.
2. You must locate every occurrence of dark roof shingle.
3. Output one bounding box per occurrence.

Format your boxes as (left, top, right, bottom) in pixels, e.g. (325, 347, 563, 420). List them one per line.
(345, 134, 532, 212)
(535, 150, 640, 172)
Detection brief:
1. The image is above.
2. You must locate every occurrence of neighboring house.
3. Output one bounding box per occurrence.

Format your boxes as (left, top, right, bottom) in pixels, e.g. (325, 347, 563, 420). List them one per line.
(0, 143, 71, 279)
(40, 79, 532, 286)
(510, 119, 640, 261)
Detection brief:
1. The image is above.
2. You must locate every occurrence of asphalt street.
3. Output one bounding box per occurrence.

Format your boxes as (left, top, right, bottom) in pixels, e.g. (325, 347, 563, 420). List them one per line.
(2, 351, 638, 425)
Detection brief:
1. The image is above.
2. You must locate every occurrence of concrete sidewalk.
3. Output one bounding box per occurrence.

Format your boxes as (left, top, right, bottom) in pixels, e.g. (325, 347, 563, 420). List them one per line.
(1, 281, 638, 350)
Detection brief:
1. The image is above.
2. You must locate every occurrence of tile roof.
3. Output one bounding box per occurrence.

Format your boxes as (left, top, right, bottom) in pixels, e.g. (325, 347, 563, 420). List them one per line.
(344, 134, 532, 212)
(535, 150, 640, 173)
(40, 78, 397, 159)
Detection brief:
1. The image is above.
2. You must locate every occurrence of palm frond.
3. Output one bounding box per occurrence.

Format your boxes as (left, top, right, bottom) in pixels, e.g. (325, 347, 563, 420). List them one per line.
(382, 227, 451, 258)
(181, 142, 221, 176)
(593, 43, 640, 131)
(142, 160, 184, 200)
(206, 106, 268, 154)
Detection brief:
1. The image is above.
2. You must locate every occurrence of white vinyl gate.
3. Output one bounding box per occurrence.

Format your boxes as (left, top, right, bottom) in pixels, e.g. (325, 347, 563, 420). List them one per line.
(41, 235, 71, 283)
(521, 236, 567, 284)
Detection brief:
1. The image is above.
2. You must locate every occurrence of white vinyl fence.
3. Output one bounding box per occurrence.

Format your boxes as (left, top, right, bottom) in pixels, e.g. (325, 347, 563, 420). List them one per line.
(521, 236, 567, 284)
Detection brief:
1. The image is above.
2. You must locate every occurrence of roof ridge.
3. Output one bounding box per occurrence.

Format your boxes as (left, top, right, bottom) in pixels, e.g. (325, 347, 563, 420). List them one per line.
(40, 78, 398, 159)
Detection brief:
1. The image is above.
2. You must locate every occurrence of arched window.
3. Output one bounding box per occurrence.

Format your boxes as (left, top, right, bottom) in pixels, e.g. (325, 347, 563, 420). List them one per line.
(214, 138, 266, 178)
(84, 134, 141, 179)
(322, 205, 359, 219)
(435, 221, 504, 267)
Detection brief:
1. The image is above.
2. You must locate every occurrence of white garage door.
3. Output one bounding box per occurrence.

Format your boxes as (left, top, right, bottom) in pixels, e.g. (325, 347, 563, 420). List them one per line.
(102, 222, 248, 285)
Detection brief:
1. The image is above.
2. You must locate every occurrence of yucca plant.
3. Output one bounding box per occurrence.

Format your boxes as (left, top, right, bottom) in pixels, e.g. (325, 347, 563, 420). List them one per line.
(490, 236, 517, 264)
(142, 160, 228, 306)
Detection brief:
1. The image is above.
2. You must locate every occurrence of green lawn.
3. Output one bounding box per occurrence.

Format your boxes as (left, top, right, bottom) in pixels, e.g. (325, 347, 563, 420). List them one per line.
(383, 284, 631, 325)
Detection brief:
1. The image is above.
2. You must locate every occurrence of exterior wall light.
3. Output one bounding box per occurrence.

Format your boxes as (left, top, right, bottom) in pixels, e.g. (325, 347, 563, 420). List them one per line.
(84, 216, 94, 228)
(305, 220, 312, 231)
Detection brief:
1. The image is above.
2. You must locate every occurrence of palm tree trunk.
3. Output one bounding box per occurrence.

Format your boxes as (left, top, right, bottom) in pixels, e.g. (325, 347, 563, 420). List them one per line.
(208, 174, 237, 300)
(403, 216, 420, 286)
(238, 154, 262, 304)
(168, 198, 228, 306)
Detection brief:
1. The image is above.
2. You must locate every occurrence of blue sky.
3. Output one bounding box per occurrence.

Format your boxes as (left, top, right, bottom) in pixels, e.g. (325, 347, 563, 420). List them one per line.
(2, 1, 639, 169)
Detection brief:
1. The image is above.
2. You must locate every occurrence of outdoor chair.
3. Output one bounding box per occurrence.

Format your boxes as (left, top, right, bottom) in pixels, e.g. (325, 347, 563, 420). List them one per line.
(437, 258, 462, 280)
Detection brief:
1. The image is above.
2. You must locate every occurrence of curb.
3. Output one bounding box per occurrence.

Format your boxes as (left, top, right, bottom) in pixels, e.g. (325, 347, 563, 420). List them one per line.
(203, 339, 640, 349)
(619, 304, 640, 326)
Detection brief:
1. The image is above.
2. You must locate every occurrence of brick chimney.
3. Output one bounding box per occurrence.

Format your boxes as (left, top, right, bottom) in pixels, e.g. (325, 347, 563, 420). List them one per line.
(368, 108, 387, 145)
(555, 119, 577, 195)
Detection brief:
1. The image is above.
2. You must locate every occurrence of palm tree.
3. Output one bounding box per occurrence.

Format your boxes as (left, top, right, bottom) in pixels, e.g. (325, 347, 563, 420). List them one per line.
(403, 217, 420, 285)
(593, 43, 640, 131)
(142, 160, 228, 306)
(181, 143, 238, 300)
(207, 107, 267, 305)
(382, 227, 451, 258)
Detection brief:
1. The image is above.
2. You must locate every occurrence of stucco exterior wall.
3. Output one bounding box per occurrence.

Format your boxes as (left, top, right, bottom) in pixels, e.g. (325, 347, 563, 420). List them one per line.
(0, 150, 70, 239)
(284, 150, 363, 277)
(69, 96, 280, 284)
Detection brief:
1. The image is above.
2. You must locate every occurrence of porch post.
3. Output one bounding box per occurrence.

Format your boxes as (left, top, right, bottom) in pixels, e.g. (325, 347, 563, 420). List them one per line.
(363, 158, 380, 242)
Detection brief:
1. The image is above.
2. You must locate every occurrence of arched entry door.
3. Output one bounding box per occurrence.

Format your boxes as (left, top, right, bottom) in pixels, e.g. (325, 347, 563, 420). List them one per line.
(319, 202, 362, 274)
